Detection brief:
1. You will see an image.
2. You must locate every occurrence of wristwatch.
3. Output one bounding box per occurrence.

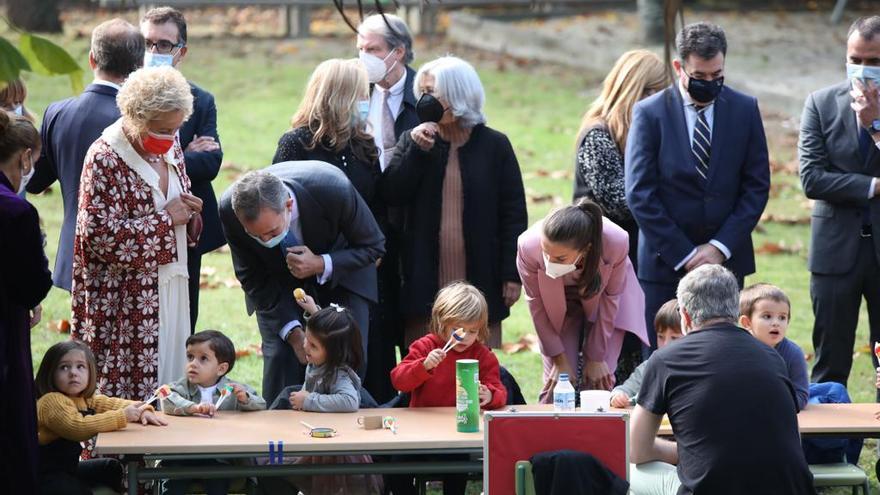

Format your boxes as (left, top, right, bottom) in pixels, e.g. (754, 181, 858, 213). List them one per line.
(869, 119, 880, 135)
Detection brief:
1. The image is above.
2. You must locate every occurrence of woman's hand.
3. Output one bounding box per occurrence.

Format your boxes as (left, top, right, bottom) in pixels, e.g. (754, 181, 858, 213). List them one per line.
(502, 282, 522, 307)
(180, 193, 203, 214)
(584, 360, 614, 391)
(139, 408, 168, 426)
(164, 197, 193, 226)
(410, 122, 439, 151)
(541, 353, 574, 398)
(123, 403, 143, 423)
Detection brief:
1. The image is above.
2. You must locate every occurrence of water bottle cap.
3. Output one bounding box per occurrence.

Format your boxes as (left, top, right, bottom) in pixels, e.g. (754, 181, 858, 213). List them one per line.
(559, 373, 569, 381)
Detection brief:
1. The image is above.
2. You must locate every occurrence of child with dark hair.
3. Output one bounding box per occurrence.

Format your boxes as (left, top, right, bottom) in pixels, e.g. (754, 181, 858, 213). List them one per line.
(610, 299, 682, 408)
(35, 340, 166, 495)
(161, 330, 265, 495)
(260, 295, 382, 495)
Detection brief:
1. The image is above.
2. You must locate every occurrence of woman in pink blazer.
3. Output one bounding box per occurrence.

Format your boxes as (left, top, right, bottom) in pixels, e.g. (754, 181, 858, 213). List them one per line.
(517, 199, 647, 402)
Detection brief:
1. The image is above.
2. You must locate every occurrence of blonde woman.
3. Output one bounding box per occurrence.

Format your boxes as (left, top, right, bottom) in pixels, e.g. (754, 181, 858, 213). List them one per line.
(71, 66, 202, 401)
(272, 58, 380, 210)
(573, 49, 668, 266)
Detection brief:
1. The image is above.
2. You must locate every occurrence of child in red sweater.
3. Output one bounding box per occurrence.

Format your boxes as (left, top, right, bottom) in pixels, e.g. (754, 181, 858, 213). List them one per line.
(389, 282, 507, 494)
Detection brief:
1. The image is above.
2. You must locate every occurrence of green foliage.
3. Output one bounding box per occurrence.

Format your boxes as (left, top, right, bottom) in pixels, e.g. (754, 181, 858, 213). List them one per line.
(17, 33, 83, 93)
(0, 36, 31, 86)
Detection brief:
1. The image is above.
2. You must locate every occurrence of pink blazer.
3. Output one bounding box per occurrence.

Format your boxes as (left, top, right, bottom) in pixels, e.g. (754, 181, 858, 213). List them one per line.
(516, 218, 648, 372)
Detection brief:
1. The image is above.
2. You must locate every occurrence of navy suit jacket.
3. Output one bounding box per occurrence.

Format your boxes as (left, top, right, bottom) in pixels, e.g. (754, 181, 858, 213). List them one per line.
(624, 84, 770, 283)
(28, 83, 121, 291)
(179, 82, 225, 254)
(219, 161, 385, 337)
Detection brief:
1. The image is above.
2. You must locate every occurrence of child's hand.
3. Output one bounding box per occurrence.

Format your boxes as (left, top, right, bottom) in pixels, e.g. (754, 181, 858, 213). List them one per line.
(232, 384, 249, 404)
(139, 408, 168, 426)
(289, 389, 309, 410)
(293, 290, 320, 315)
(187, 403, 216, 416)
(610, 392, 631, 408)
(123, 403, 143, 423)
(423, 349, 446, 371)
(479, 383, 492, 407)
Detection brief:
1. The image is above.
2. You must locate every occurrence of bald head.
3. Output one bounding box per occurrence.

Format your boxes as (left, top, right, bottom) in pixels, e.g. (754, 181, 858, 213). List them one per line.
(90, 18, 145, 80)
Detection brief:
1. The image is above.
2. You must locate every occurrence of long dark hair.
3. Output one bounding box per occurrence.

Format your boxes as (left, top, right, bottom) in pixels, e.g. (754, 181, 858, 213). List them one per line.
(306, 306, 363, 384)
(542, 198, 604, 298)
(34, 340, 98, 399)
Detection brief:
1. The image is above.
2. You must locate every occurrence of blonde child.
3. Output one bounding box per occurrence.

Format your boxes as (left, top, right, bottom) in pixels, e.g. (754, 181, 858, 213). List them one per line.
(161, 330, 265, 495)
(390, 282, 507, 495)
(739, 283, 809, 411)
(35, 340, 166, 494)
(611, 299, 682, 408)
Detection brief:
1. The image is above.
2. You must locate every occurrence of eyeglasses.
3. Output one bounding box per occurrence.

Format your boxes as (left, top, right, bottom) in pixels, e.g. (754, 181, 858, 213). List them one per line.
(145, 39, 184, 54)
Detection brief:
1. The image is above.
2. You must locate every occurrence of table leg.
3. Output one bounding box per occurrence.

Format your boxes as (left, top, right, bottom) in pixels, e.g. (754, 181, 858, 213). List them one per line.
(127, 460, 139, 495)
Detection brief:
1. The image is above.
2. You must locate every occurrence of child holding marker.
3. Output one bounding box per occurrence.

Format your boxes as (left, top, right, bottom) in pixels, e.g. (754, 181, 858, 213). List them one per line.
(259, 295, 382, 495)
(389, 282, 507, 495)
(161, 330, 265, 416)
(610, 299, 682, 408)
(160, 330, 265, 495)
(738, 283, 809, 411)
(35, 340, 167, 494)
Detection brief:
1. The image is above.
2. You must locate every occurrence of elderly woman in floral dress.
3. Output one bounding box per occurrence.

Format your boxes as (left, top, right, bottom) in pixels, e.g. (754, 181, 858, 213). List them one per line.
(71, 66, 202, 400)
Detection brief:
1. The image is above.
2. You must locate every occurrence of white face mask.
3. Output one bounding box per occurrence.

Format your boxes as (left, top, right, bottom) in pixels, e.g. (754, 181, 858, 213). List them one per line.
(144, 51, 174, 68)
(18, 151, 35, 194)
(542, 252, 581, 279)
(359, 50, 397, 84)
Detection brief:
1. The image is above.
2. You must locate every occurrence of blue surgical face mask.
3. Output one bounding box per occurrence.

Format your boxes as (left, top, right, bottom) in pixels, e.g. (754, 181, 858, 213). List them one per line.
(357, 100, 370, 121)
(13, 104, 23, 116)
(144, 51, 174, 68)
(846, 63, 880, 88)
(248, 208, 290, 248)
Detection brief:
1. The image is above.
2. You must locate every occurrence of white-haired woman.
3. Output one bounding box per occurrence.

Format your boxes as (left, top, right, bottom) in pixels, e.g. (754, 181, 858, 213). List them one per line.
(71, 66, 202, 401)
(382, 56, 528, 349)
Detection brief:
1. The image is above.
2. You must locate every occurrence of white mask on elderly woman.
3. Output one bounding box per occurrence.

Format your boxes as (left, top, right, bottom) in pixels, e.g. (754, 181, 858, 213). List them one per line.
(542, 252, 581, 279)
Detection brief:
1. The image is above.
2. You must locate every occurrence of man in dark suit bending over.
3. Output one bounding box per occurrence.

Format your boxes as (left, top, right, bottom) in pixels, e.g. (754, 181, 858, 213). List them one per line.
(219, 162, 385, 403)
(141, 7, 225, 332)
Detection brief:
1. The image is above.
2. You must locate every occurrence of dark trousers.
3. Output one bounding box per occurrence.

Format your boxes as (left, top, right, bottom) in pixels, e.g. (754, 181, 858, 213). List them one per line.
(364, 253, 403, 404)
(187, 247, 201, 334)
(641, 271, 744, 353)
(161, 459, 229, 495)
(811, 236, 880, 399)
(386, 454, 469, 495)
(40, 458, 123, 495)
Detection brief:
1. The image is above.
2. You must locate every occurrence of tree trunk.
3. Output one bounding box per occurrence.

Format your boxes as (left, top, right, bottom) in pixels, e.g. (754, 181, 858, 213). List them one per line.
(7, 0, 63, 33)
(638, 0, 666, 45)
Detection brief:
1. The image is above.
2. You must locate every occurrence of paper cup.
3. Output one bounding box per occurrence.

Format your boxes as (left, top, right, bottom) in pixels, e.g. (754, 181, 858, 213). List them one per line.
(580, 390, 611, 412)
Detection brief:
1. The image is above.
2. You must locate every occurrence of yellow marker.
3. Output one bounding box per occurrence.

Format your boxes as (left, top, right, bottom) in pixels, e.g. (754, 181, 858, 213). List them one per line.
(293, 288, 306, 301)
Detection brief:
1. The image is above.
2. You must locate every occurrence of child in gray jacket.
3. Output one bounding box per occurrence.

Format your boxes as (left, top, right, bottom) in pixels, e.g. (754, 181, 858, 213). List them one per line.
(610, 299, 682, 408)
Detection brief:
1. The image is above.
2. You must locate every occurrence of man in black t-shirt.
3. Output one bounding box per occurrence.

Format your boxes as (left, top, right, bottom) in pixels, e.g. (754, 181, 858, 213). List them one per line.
(629, 264, 815, 495)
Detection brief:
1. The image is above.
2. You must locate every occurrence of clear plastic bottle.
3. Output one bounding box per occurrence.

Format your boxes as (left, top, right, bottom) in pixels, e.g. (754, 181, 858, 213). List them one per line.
(553, 373, 576, 411)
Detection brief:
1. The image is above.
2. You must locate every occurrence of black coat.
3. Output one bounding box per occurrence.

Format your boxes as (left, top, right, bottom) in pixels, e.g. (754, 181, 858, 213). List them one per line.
(179, 82, 225, 254)
(381, 124, 528, 323)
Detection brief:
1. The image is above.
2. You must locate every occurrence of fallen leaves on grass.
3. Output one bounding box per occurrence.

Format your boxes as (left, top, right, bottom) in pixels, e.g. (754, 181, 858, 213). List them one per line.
(200, 265, 240, 289)
(769, 159, 799, 175)
(54, 319, 71, 333)
(526, 169, 571, 180)
(235, 344, 263, 358)
(755, 240, 804, 255)
(526, 188, 564, 206)
(760, 213, 810, 225)
(501, 334, 540, 354)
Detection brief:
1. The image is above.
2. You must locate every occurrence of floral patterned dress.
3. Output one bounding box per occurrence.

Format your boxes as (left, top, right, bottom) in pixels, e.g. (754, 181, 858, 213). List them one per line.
(71, 119, 191, 401)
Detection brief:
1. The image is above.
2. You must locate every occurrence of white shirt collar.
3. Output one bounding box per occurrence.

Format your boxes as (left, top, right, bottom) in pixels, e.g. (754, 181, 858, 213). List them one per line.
(93, 79, 122, 91)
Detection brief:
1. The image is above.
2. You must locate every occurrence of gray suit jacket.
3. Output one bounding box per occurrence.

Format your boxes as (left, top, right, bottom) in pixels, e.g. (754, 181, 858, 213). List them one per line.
(799, 81, 880, 274)
(219, 161, 385, 338)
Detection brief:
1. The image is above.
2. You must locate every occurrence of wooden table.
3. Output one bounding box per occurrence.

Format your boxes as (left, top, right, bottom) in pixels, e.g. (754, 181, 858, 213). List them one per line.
(96, 403, 880, 494)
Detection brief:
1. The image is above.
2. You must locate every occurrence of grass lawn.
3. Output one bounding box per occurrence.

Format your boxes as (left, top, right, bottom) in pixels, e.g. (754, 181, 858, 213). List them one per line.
(17, 26, 880, 492)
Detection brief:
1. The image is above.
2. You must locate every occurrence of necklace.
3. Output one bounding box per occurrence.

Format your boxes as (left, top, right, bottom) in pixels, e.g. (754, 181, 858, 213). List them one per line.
(145, 154, 162, 164)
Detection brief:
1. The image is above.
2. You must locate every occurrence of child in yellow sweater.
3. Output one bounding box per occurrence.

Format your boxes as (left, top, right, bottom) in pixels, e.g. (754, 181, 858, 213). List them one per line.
(35, 340, 166, 494)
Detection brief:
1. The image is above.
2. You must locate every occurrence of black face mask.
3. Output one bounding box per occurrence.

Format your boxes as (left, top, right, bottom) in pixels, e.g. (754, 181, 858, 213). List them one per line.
(416, 93, 446, 123)
(686, 75, 724, 104)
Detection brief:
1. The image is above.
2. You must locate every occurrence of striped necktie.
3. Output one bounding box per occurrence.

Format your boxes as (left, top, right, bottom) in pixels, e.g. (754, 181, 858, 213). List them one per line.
(692, 106, 711, 180)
